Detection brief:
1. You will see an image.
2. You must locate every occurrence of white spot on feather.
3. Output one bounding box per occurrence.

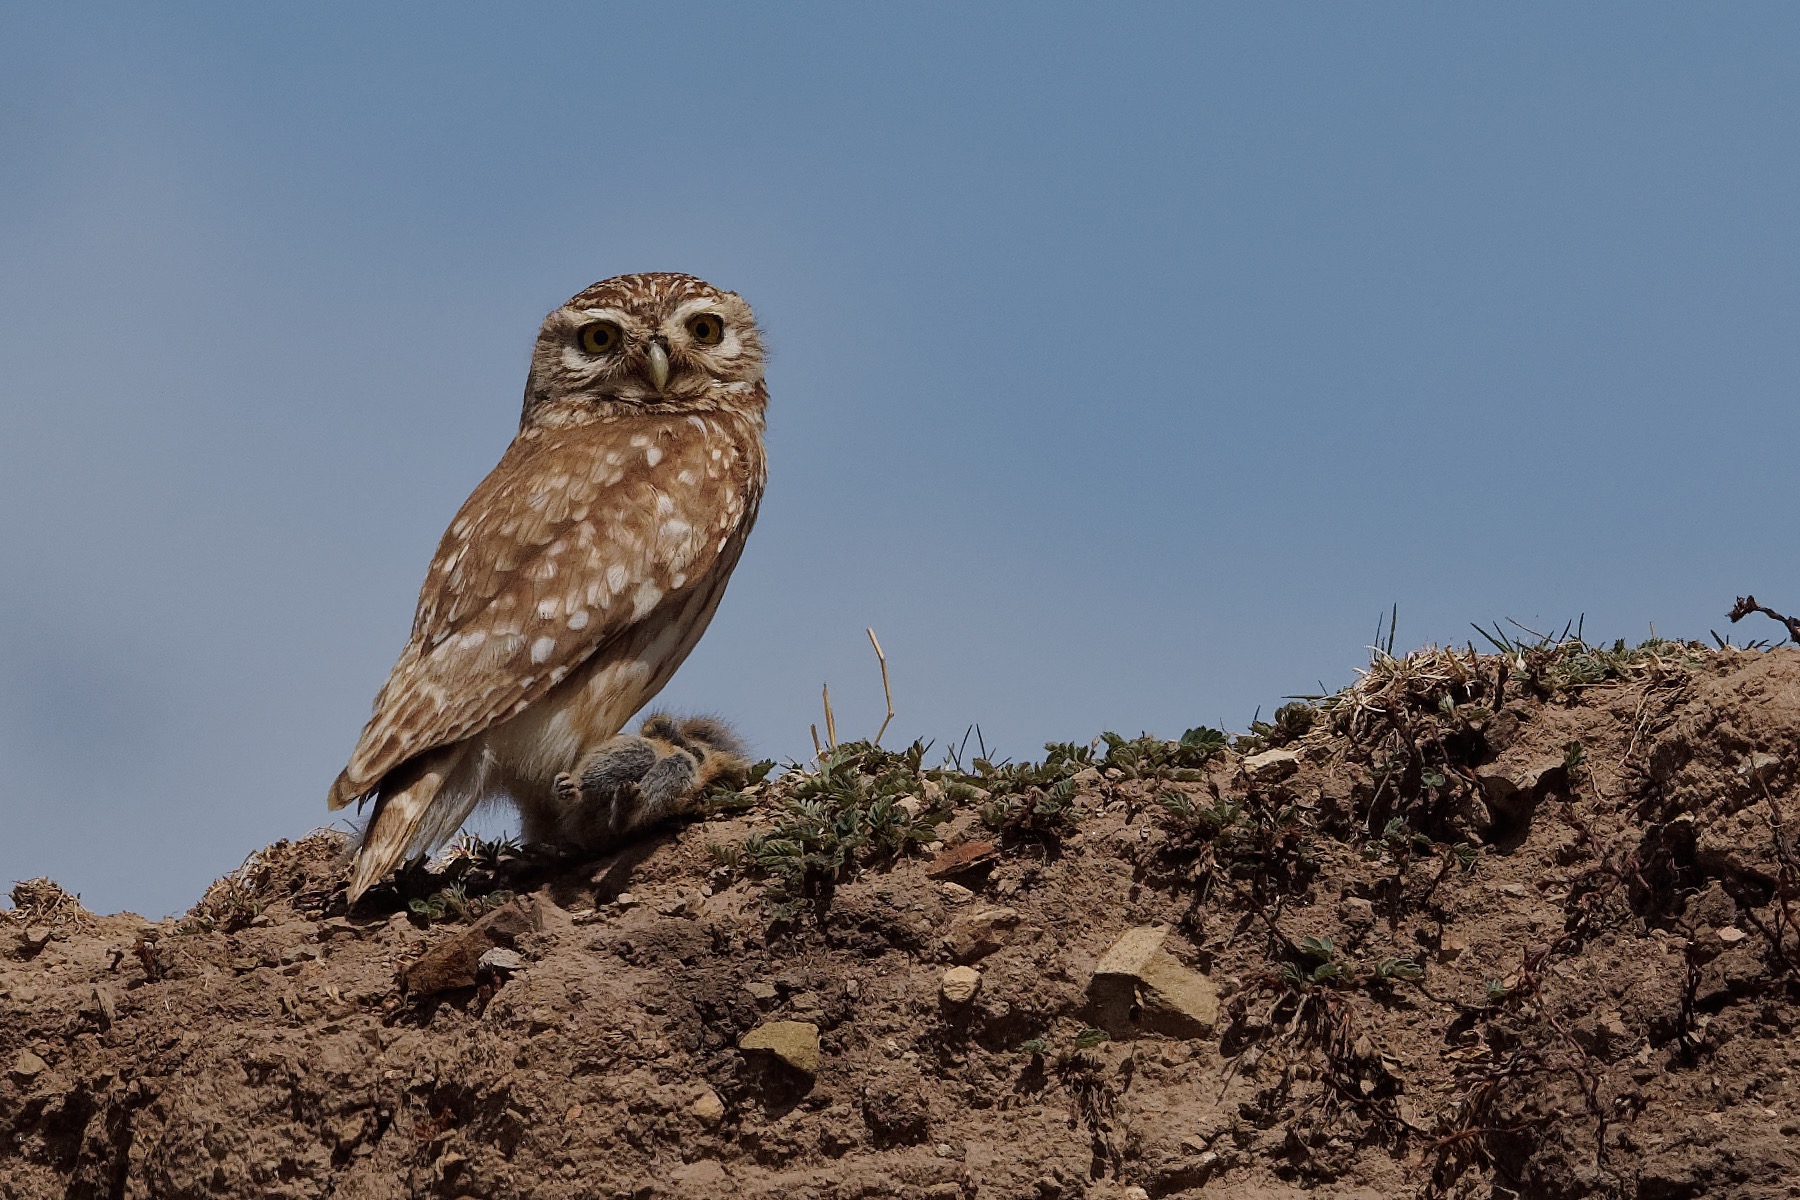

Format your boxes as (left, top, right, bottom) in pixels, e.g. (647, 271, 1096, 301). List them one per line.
(632, 580, 663, 619)
(530, 636, 556, 664)
(606, 563, 628, 593)
(536, 598, 560, 619)
(567, 609, 590, 630)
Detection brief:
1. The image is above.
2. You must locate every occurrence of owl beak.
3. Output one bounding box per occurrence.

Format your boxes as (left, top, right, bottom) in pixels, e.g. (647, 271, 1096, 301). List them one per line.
(646, 339, 672, 391)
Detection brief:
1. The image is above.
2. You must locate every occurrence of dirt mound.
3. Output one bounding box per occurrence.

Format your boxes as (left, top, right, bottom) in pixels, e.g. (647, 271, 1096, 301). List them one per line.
(7, 640, 1800, 1199)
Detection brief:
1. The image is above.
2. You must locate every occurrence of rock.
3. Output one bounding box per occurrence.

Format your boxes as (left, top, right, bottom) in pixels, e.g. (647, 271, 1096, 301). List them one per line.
(1740, 752, 1781, 782)
(89, 986, 117, 1030)
(744, 980, 778, 1003)
(1477, 757, 1566, 817)
(1436, 935, 1468, 962)
(478, 947, 524, 973)
(940, 966, 982, 1005)
(1338, 897, 1374, 926)
(926, 840, 999, 880)
(1243, 748, 1299, 778)
(940, 882, 974, 904)
(613, 892, 638, 908)
(9, 1049, 47, 1081)
(896, 795, 924, 817)
(19, 925, 54, 953)
(739, 1020, 822, 1075)
(1716, 926, 1748, 945)
(1089, 925, 1219, 1039)
(690, 1088, 726, 1124)
(400, 895, 547, 996)
(947, 907, 1022, 962)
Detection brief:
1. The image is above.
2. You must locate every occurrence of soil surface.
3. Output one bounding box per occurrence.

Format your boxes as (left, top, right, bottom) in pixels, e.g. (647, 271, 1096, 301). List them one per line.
(7, 641, 1800, 1200)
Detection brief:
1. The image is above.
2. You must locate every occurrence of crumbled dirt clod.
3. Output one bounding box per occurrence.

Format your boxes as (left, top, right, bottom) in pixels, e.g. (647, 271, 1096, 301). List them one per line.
(9, 640, 1800, 1198)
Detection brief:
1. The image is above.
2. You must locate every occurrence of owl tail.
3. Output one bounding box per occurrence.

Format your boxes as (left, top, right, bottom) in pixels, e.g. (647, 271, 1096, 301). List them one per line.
(345, 742, 477, 904)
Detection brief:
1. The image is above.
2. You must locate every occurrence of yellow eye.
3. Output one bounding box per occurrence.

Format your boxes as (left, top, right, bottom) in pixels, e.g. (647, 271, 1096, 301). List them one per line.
(687, 314, 724, 346)
(577, 321, 622, 355)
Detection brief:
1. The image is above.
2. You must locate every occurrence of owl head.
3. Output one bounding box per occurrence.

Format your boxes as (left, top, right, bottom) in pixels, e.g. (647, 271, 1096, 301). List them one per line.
(522, 273, 765, 426)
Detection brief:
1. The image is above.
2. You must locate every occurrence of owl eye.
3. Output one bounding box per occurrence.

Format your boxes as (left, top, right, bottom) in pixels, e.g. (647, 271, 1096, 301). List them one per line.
(577, 321, 623, 355)
(687, 314, 724, 346)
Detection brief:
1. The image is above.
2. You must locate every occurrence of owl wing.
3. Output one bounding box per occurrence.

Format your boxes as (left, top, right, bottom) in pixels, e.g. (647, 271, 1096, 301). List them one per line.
(328, 425, 757, 809)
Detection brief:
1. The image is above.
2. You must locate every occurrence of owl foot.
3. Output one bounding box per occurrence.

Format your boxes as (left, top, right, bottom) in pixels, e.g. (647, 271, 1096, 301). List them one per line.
(554, 713, 749, 850)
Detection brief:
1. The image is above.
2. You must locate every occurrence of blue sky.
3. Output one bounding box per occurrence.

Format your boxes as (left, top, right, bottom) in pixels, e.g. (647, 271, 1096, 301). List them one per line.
(5, 5, 1799, 915)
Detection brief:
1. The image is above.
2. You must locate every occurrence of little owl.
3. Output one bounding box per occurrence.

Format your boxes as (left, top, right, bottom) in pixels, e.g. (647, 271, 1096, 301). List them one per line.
(329, 273, 766, 901)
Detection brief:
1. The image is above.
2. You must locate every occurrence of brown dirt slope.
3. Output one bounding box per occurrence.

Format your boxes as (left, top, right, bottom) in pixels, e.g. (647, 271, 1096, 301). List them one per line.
(7, 641, 1800, 1200)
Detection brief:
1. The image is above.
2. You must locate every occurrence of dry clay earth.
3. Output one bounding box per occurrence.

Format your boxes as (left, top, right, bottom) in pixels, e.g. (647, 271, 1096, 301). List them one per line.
(7, 645, 1800, 1199)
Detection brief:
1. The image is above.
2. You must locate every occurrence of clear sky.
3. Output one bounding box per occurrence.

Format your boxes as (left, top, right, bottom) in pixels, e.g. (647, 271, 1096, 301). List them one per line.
(5, 5, 1799, 916)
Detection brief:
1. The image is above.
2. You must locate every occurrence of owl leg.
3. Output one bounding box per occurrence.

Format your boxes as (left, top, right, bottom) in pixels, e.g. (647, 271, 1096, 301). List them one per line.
(552, 714, 749, 851)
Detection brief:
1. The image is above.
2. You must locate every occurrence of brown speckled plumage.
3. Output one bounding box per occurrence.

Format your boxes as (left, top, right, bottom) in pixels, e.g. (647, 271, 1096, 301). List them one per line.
(331, 273, 767, 900)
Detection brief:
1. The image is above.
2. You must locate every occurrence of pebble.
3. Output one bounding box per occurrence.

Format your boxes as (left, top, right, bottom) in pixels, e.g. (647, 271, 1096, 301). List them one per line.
(9, 1049, 47, 1081)
(940, 882, 974, 904)
(690, 1089, 726, 1124)
(940, 966, 982, 1005)
(478, 947, 524, 973)
(739, 1020, 822, 1075)
(1717, 926, 1748, 945)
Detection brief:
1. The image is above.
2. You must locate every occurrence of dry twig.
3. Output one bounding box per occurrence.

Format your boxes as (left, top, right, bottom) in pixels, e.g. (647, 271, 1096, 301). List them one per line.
(1729, 594, 1800, 643)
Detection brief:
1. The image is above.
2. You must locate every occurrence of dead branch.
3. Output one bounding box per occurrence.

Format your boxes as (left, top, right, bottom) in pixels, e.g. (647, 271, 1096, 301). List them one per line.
(1729, 594, 1800, 643)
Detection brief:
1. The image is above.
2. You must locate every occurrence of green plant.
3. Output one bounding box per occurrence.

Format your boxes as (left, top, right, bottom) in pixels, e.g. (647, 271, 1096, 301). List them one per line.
(737, 740, 950, 922)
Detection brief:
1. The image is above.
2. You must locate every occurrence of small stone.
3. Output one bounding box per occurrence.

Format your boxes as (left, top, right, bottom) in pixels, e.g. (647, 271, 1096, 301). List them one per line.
(744, 980, 779, 1003)
(788, 990, 824, 1015)
(1123, 1189, 1150, 1200)
(926, 840, 1000, 880)
(1740, 753, 1781, 782)
(897, 796, 924, 817)
(1436, 935, 1468, 962)
(1497, 882, 1530, 898)
(940, 965, 982, 1005)
(947, 907, 1022, 962)
(9, 1049, 46, 1081)
(1339, 897, 1374, 926)
(739, 1020, 822, 1075)
(1477, 757, 1566, 814)
(1242, 748, 1299, 777)
(613, 892, 638, 908)
(249, 914, 273, 928)
(1089, 926, 1218, 1038)
(19, 925, 54, 952)
(940, 882, 974, 904)
(1716, 926, 1748, 945)
(690, 1089, 726, 1124)
(478, 947, 524, 973)
(399, 895, 547, 996)
(90, 986, 117, 1029)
